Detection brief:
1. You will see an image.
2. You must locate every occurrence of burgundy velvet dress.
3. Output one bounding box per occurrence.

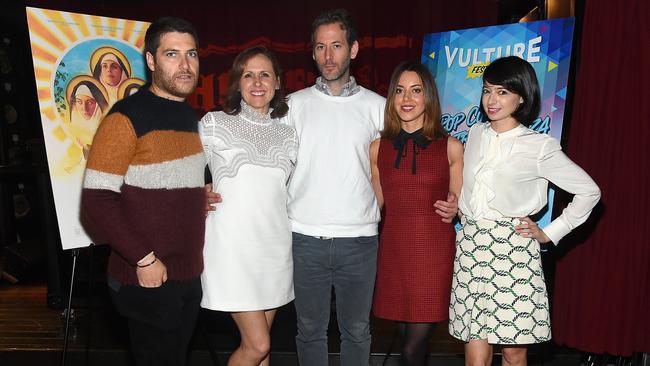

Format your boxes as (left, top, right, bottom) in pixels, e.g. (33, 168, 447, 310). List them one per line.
(373, 132, 455, 322)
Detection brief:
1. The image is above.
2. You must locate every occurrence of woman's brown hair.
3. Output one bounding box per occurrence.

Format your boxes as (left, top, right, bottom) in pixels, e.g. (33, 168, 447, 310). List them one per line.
(381, 61, 446, 140)
(224, 46, 288, 118)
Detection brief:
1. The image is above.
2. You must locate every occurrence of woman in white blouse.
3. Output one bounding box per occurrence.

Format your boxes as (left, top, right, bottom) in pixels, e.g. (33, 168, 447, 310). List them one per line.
(449, 56, 600, 366)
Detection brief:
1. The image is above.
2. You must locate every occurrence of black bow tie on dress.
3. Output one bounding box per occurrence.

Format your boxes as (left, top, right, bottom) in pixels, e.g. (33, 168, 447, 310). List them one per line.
(392, 128, 431, 175)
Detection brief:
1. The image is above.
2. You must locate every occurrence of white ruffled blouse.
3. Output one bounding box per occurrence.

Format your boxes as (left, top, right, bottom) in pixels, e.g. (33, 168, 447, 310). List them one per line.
(458, 123, 601, 244)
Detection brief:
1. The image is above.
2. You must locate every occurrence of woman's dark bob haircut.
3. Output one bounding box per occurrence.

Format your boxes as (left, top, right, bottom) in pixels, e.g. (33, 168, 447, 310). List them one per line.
(224, 46, 288, 119)
(481, 56, 541, 127)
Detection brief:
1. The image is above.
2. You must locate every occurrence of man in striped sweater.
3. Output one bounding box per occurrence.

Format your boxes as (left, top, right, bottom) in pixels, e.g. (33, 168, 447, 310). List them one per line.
(81, 17, 205, 366)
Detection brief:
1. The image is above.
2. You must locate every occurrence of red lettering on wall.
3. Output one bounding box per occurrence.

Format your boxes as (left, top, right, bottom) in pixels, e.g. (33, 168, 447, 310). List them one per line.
(217, 72, 229, 107)
(284, 69, 317, 92)
(187, 73, 216, 112)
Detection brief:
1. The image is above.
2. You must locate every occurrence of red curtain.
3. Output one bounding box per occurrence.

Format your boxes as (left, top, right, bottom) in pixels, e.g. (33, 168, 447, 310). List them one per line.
(22, 0, 650, 356)
(21, 0, 497, 113)
(552, 0, 650, 356)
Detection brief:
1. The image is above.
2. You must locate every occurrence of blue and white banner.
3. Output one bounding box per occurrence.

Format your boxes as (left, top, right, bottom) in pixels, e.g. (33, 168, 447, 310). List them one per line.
(421, 18, 575, 227)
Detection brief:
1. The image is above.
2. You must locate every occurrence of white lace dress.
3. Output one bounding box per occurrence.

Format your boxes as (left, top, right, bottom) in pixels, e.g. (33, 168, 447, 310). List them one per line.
(199, 102, 298, 311)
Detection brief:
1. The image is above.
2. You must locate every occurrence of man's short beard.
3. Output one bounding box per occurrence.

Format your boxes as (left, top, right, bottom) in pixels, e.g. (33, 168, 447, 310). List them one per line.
(319, 59, 351, 82)
(152, 68, 197, 98)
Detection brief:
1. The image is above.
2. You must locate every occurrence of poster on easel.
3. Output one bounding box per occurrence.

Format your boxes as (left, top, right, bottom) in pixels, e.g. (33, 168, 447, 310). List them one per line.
(421, 18, 575, 228)
(26, 7, 149, 249)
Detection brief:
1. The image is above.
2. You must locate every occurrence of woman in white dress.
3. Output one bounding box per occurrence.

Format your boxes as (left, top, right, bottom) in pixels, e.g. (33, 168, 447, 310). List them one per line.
(200, 46, 297, 366)
(449, 56, 601, 366)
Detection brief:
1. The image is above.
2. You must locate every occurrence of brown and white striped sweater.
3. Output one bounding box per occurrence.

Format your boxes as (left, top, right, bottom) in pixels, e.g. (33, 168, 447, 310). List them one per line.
(82, 87, 206, 285)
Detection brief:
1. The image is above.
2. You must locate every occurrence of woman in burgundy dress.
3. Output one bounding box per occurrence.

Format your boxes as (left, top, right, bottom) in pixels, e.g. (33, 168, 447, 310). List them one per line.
(371, 61, 463, 366)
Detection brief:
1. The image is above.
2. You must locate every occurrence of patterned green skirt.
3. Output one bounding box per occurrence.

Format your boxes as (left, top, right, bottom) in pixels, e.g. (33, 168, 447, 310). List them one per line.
(449, 217, 551, 344)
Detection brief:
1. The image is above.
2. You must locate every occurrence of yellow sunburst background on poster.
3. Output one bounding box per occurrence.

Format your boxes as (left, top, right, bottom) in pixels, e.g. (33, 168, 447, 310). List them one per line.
(26, 7, 148, 176)
(26, 7, 151, 250)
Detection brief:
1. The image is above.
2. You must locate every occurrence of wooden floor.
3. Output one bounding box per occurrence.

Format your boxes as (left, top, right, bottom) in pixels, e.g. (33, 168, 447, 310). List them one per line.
(0, 282, 580, 366)
(0, 282, 463, 351)
(0, 284, 64, 351)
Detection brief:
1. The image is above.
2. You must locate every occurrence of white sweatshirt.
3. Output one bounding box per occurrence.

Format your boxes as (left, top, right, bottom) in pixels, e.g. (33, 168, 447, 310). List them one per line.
(283, 85, 385, 237)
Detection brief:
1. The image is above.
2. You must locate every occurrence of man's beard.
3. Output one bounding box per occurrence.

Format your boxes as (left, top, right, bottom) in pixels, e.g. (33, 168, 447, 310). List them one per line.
(318, 58, 351, 82)
(153, 68, 197, 99)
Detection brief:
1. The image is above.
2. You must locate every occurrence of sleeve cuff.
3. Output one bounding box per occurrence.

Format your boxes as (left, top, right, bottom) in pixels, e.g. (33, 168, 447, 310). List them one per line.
(542, 217, 572, 245)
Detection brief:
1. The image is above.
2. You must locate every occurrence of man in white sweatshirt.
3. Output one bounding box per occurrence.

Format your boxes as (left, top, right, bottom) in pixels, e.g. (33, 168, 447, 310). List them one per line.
(204, 8, 458, 364)
(282, 9, 385, 366)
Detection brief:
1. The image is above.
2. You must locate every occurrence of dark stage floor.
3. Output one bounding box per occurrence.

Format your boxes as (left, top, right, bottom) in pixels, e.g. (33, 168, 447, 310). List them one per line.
(0, 282, 581, 366)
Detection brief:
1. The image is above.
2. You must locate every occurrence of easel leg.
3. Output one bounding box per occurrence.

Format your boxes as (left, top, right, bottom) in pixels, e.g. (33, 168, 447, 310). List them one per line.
(60, 248, 80, 366)
(84, 244, 95, 365)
